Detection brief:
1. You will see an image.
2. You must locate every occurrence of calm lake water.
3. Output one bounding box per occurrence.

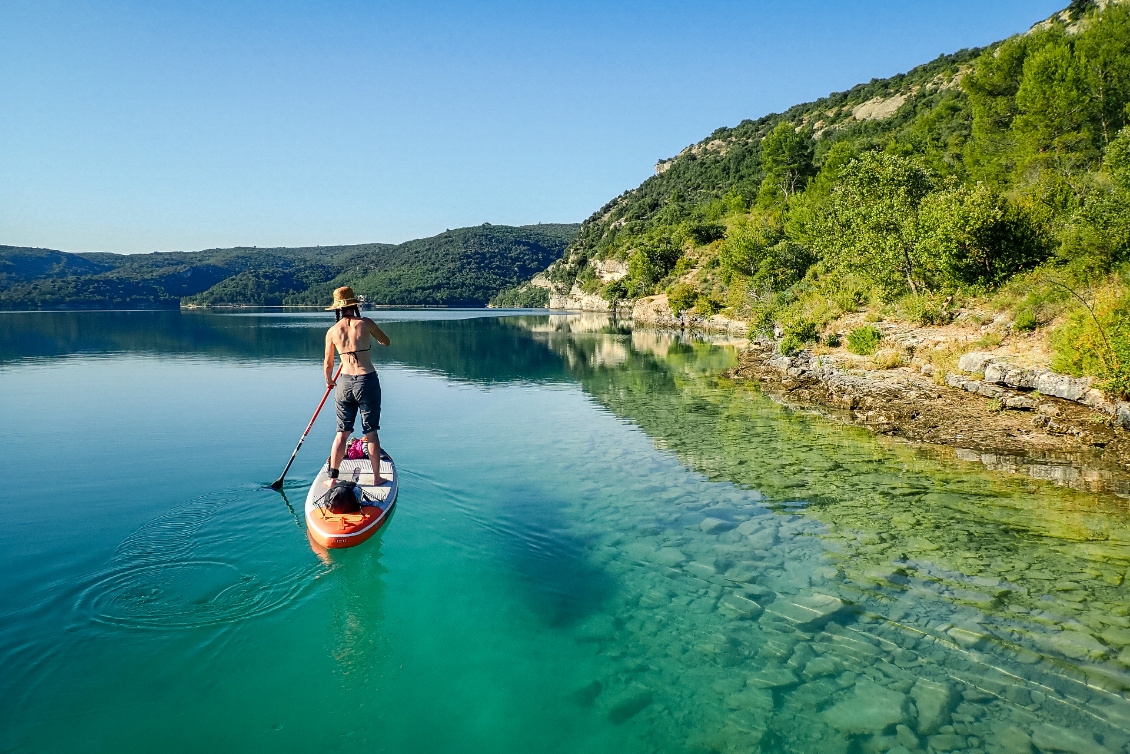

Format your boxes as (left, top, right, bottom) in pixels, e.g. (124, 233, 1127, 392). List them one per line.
(2, 309, 1130, 754)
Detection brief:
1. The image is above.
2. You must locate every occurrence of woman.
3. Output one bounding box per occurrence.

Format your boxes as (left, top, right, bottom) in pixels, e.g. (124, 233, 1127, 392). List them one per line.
(323, 287, 391, 485)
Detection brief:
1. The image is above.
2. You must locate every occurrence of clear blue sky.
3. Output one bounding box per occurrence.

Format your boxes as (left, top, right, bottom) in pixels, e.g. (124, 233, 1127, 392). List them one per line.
(1, 0, 1065, 254)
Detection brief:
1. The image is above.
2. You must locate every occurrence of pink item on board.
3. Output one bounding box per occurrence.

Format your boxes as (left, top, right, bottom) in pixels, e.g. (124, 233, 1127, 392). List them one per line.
(346, 438, 367, 459)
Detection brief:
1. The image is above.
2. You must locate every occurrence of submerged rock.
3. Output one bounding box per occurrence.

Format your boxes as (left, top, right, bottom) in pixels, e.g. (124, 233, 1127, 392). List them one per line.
(747, 666, 800, 689)
(571, 680, 603, 707)
(764, 592, 844, 628)
(700, 517, 737, 534)
(1030, 722, 1111, 754)
(602, 684, 654, 724)
(720, 592, 763, 618)
(990, 725, 1033, 754)
(822, 680, 908, 734)
(573, 613, 618, 642)
(910, 678, 954, 735)
(651, 547, 688, 567)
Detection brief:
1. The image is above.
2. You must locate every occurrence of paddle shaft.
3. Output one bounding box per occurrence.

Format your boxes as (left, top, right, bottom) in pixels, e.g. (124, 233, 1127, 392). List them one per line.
(270, 363, 343, 490)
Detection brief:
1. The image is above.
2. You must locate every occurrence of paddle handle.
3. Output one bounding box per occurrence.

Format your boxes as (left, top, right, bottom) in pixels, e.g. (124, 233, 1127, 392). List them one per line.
(271, 363, 343, 489)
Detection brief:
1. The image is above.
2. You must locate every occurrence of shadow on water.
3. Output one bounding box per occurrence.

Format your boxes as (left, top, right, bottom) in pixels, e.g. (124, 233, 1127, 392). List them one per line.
(490, 484, 616, 628)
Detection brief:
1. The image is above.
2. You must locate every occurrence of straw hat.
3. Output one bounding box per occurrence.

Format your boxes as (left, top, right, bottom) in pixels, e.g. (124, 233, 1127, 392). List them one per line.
(326, 286, 361, 310)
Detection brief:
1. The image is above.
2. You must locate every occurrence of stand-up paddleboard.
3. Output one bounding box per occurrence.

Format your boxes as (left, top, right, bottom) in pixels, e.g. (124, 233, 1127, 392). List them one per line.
(304, 451, 398, 549)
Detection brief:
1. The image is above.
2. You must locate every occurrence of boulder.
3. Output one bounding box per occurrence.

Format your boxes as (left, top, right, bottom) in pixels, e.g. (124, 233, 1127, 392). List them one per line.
(1005, 394, 1039, 410)
(910, 678, 954, 735)
(957, 352, 993, 374)
(984, 362, 1009, 383)
(822, 680, 908, 734)
(764, 592, 844, 628)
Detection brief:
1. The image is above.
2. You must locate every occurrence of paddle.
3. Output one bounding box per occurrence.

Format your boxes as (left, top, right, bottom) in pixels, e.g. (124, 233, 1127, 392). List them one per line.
(270, 363, 343, 490)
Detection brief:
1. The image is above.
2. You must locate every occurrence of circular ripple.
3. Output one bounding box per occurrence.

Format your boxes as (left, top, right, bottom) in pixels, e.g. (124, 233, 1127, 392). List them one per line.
(77, 559, 317, 630)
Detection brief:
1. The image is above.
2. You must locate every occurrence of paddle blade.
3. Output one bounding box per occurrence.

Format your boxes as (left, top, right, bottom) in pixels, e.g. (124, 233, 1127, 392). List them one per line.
(269, 477, 285, 490)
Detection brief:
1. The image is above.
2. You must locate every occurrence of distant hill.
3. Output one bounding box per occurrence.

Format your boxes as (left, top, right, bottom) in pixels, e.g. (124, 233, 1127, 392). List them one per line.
(0, 223, 579, 310)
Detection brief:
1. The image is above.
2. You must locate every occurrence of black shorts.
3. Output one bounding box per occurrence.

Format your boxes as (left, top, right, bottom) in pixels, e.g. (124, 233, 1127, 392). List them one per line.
(335, 372, 381, 436)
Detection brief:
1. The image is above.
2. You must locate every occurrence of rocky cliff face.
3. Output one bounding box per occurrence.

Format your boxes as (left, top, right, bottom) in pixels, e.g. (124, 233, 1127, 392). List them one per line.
(549, 291, 748, 334)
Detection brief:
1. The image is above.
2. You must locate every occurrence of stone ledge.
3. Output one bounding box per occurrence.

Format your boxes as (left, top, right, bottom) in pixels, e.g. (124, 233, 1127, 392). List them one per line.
(955, 351, 1127, 428)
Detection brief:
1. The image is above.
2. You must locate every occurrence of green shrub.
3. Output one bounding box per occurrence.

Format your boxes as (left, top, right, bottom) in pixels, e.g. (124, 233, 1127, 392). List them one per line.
(1051, 292, 1130, 398)
(601, 279, 628, 301)
(667, 282, 697, 315)
(694, 295, 722, 317)
(825, 333, 842, 347)
(1014, 308, 1037, 331)
(846, 325, 882, 355)
(784, 318, 818, 343)
(899, 295, 948, 326)
(779, 334, 804, 356)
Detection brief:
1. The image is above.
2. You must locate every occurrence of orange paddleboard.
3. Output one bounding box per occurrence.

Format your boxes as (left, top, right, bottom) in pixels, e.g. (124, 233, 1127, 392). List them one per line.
(304, 452, 398, 549)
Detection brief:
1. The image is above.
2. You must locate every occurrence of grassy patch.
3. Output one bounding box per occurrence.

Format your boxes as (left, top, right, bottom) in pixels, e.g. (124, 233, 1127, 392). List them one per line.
(846, 325, 882, 356)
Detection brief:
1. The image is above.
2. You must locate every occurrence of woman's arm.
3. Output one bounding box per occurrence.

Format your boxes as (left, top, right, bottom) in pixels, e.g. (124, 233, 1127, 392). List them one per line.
(366, 319, 391, 346)
(324, 329, 337, 387)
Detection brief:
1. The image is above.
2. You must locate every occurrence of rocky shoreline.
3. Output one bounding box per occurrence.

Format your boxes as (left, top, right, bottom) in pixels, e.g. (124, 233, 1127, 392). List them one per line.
(727, 343, 1130, 496)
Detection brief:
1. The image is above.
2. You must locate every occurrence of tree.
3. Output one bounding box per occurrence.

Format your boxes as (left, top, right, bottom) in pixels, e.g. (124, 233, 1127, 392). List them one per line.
(759, 121, 814, 201)
(1075, 4, 1130, 148)
(918, 182, 1049, 287)
(1013, 39, 1099, 193)
(821, 152, 934, 295)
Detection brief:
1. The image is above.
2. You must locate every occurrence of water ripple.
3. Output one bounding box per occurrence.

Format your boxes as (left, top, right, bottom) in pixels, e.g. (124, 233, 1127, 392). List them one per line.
(74, 490, 326, 631)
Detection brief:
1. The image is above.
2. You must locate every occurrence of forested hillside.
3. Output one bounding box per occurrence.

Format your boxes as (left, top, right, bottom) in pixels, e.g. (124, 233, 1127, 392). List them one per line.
(0, 224, 578, 309)
(533, 0, 1130, 391)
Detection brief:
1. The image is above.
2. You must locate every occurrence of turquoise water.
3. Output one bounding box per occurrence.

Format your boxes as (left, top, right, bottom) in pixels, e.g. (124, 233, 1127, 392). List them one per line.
(2, 310, 1130, 754)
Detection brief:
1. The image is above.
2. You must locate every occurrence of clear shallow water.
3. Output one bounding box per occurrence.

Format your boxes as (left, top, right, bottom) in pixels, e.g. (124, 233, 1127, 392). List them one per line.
(2, 310, 1130, 754)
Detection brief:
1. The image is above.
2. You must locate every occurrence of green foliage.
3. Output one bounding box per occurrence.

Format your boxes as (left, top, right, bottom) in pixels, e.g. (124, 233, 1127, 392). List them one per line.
(898, 295, 949, 326)
(488, 284, 551, 308)
(601, 279, 629, 302)
(760, 121, 815, 201)
(0, 225, 580, 310)
(694, 295, 722, 317)
(918, 182, 1051, 286)
(667, 282, 697, 315)
(780, 317, 816, 343)
(626, 236, 682, 295)
(778, 334, 804, 356)
(821, 152, 935, 295)
(1014, 308, 1038, 331)
(1050, 289, 1130, 396)
(846, 325, 883, 355)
